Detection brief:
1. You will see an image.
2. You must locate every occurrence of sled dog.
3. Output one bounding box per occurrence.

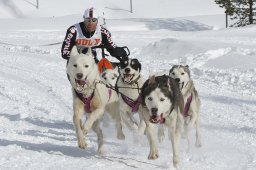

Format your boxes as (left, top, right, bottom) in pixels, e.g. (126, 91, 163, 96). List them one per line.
(169, 65, 201, 147)
(116, 56, 146, 134)
(140, 75, 184, 167)
(66, 46, 125, 153)
(100, 66, 119, 87)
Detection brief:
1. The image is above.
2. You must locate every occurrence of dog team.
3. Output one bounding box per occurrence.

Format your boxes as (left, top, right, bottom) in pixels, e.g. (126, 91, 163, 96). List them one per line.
(62, 7, 201, 168)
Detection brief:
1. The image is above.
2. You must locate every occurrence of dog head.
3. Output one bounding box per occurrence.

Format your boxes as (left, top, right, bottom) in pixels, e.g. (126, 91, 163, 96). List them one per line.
(100, 67, 119, 87)
(169, 65, 191, 90)
(119, 56, 141, 84)
(66, 46, 97, 92)
(141, 75, 178, 124)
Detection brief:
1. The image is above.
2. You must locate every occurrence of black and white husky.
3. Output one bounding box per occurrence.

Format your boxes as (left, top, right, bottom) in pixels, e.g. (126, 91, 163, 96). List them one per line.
(169, 65, 201, 148)
(116, 56, 146, 135)
(140, 75, 184, 167)
(66, 46, 125, 153)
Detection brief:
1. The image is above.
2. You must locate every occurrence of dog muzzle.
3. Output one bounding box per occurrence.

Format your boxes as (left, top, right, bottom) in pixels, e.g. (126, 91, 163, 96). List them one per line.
(75, 78, 89, 91)
(122, 73, 134, 83)
(150, 113, 165, 124)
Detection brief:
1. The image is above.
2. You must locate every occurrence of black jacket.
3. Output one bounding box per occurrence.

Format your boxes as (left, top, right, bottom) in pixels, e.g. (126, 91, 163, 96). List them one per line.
(61, 22, 127, 61)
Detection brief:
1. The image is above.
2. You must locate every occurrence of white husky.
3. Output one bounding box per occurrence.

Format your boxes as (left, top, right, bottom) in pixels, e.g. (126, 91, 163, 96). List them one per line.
(100, 67, 119, 87)
(140, 75, 184, 167)
(169, 65, 201, 148)
(66, 46, 125, 153)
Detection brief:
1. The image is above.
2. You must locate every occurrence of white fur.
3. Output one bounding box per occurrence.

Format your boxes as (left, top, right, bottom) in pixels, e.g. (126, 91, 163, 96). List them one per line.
(170, 65, 202, 149)
(100, 67, 119, 87)
(66, 46, 125, 153)
(141, 85, 184, 168)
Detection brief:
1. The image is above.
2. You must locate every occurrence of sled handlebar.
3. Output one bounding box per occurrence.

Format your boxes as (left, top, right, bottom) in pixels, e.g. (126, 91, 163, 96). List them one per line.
(91, 45, 130, 58)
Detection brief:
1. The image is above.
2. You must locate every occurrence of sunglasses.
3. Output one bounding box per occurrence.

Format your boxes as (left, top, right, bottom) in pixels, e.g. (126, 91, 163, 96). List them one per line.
(84, 18, 98, 23)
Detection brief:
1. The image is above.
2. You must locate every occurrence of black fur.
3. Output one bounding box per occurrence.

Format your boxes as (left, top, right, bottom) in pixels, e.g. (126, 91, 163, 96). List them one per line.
(119, 56, 141, 72)
(141, 75, 184, 114)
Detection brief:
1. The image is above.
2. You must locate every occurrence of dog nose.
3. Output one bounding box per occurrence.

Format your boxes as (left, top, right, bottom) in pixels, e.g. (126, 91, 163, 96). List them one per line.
(151, 108, 158, 115)
(76, 73, 83, 79)
(125, 68, 130, 73)
(175, 78, 180, 82)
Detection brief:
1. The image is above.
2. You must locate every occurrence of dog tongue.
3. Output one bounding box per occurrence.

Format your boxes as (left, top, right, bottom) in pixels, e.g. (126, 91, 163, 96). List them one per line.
(76, 79, 86, 86)
(124, 74, 132, 81)
(150, 114, 164, 124)
(150, 115, 160, 124)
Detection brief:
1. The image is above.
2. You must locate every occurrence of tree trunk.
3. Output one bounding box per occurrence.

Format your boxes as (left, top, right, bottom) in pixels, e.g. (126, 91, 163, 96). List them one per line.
(249, 0, 253, 24)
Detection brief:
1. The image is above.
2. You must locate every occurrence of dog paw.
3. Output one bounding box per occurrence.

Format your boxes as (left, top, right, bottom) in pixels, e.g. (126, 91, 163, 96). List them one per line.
(117, 133, 125, 140)
(195, 141, 202, 148)
(78, 141, 87, 149)
(97, 146, 104, 155)
(148, 153, 159, 160)
(173, 157, 180, 168)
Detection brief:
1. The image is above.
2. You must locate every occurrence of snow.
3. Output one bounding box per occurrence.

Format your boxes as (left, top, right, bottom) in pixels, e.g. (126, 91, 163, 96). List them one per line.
(0, 0, 256, 170)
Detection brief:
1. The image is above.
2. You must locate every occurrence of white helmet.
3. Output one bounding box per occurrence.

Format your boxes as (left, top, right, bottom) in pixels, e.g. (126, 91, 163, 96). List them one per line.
(83, 7, 99, 19)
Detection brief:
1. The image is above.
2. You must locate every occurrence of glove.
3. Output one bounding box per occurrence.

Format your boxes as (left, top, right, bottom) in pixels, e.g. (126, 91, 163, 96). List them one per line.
(109, 47, 127, 61)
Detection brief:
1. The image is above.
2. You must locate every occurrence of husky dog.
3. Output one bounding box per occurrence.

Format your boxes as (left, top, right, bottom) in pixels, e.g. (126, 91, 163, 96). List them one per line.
(66, 46, 125, 153)
(116, 56, 146, 135)
(100, 66, 119, 87)
(169, 65, 201, 147)
(140, 75, 184, 167)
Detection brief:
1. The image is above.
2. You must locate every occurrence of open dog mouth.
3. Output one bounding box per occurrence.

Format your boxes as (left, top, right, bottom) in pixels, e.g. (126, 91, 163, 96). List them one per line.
(123, 74, 134, 82)
(75, 78, 88, 91)
(150, 113, 165, 124)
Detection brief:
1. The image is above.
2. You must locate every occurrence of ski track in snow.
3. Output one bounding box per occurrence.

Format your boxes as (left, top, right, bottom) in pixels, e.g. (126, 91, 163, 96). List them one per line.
(0, 27, 256, 170)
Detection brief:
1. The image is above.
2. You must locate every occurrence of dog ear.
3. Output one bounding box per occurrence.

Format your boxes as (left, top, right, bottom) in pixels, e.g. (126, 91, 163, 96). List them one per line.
(70, 45, 79, 56)
(148, 75, 156, 85)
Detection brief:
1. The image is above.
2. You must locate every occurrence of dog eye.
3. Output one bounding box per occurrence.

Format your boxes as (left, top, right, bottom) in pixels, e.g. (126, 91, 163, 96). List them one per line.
(181, 73, 184, 75)
(84, 65, 89, 68)
(172, 72, 175, 75)
(112, 77, 115, 80)
(160, 98, 165, 102)
(148, 97, 153, 101)
(73, 64, 77, 67)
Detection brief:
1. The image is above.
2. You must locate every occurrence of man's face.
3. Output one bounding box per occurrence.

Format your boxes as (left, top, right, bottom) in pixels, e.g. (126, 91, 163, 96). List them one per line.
(84, 18, 98, 32)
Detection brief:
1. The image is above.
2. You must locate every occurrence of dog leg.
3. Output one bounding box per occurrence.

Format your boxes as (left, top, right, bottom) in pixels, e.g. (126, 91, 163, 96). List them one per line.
(138, 112, 146, 135)
(195, 115, 202, 147)
(157, 126, 165, 143)
(169, 127, 181, 168)
(120, 110, 138, 131)
(145, 122, 159, 160)
(73, 110, 87, 149)
(83, 108, 104, 134)
(92, 120, 104, 154)
(115, 119, 125, 140)
(106, 103, 125, 140)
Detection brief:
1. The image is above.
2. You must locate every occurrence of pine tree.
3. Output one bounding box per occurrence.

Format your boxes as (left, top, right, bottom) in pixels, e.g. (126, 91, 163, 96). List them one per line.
(215, 0, 256, 27)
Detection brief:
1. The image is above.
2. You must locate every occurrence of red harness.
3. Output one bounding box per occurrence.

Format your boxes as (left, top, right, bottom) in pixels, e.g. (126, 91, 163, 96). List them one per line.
(76, 89, 112, 113)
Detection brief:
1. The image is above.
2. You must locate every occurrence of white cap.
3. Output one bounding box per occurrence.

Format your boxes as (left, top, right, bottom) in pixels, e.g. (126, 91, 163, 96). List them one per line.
(83, 7, 99, 19)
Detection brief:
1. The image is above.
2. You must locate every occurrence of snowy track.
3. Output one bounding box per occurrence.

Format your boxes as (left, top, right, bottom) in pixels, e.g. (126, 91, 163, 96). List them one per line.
(0, 17, 256, 170)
